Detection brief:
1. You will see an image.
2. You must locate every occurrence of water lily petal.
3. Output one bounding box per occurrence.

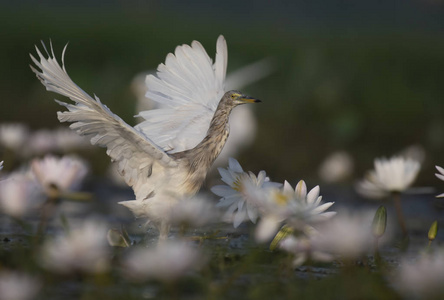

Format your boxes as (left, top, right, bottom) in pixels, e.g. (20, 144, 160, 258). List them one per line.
(246, 203, 258, 223)
(312, 202, 335, 214)
(295, 180, 307, 199)
(228, 157, 243, 173)
(255, 216, 281, 243)
(211, 185, 237, 197)
(218, 168, 235, 186)
(306, 186, 320, 204)
(233, 209, 247, 228)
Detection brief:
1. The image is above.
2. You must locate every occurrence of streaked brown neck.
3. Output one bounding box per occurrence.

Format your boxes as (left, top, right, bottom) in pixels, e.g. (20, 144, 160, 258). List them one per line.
(171, 98, 234, 194)
(187, 99, 233, 170)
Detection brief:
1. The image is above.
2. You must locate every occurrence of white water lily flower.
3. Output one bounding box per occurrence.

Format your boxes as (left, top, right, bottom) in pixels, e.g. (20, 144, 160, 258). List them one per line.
(285, 180, 336, 226)
(0, 172, 42, 217)
(318, 151, 354, 183)
(40, 219, 110, 274)
(31, 155, 88, 194)
(393, 251, 444, 299)
(123, 241, 205, 282)
(0, 123, 29, 151)
(23, 127, 91, 156)
(0, 272, 40, 300)
(435, 165, 444, 198)
(211, 157, 281, 228)
(356, 156, 420, 199)
(315, 210, 390, 259)
(28, 129, 58, 155)
(249, 180, 336, 243)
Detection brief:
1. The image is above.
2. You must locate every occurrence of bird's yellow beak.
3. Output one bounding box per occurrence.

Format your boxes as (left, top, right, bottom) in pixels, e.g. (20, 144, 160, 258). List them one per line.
(239, 95, 261, 104)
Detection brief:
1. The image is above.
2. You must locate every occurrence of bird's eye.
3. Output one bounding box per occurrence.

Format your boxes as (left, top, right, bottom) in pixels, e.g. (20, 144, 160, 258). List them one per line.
(231, 94, 236, 99)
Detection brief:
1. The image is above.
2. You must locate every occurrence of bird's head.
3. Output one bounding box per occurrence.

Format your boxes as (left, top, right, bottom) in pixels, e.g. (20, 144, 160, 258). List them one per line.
(225, 90, 261, 107)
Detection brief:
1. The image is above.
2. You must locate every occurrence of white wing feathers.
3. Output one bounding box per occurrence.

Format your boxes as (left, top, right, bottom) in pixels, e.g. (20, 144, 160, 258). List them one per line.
(135, 35, 228, 153)
(214, 34, 228, 90)
(30, 43, 177, 196)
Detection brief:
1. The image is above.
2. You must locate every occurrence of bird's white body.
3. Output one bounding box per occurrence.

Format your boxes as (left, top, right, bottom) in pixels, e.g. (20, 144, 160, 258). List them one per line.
(31, 36, 259, 238)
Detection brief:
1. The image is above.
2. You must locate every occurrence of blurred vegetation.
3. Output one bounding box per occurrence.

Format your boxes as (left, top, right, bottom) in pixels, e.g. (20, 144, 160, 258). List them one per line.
(1, 2, 444, 187)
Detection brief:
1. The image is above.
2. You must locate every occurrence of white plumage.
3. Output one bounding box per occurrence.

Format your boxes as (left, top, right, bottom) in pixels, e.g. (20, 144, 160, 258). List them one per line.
(31, 36, 260, 238)
(30, 43, 179, 200)
(135, 37, 227, 153)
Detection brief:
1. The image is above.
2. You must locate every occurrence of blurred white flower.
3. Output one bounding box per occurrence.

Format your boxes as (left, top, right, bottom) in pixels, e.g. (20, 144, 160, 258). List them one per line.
(0, 272, 40, 300)
(318, 151, 354, 183)
(0, 123, 29, 151)
(314, 210, 389, 259)
(435, 165, 444, 198)
(31, 155, 88, 194)
(276, 210, 380, 266)
(250, 180, 336, 243)
(279, 235, 334, 267)
(0, 172, 42, 218)
(255, 214, 286, 244)
(123, 241, 205, 282)
(356, 156, 421, 199)
(21, 127, 91, 156)
(40, 219, 110, 274)
(28, 129, 58, 155)
(211, 158, 281, 228)
(393, 251, 444, 299)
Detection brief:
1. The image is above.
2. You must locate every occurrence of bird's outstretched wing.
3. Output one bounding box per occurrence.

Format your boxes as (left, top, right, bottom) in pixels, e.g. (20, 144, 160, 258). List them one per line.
(30, 43, 177, 198)
(135, 35, 228, 153)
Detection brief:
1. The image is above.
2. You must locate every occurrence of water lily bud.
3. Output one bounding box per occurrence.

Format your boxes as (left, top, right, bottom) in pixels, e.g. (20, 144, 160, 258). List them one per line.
(428, 221, 438, 242)
(107, 229, 130, 247)
(372, 205, 387, 238)
(270, 225, 293, 251)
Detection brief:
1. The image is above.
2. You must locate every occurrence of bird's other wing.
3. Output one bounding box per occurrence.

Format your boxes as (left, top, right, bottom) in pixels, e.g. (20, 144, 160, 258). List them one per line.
(225, 57, 276, 91)
(30, 42, 177, 198)
(136, 35, 228, 152)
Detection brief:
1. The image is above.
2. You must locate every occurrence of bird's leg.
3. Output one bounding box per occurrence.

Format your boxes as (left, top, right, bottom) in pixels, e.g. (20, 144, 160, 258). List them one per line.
(158, 221, 170, 241)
